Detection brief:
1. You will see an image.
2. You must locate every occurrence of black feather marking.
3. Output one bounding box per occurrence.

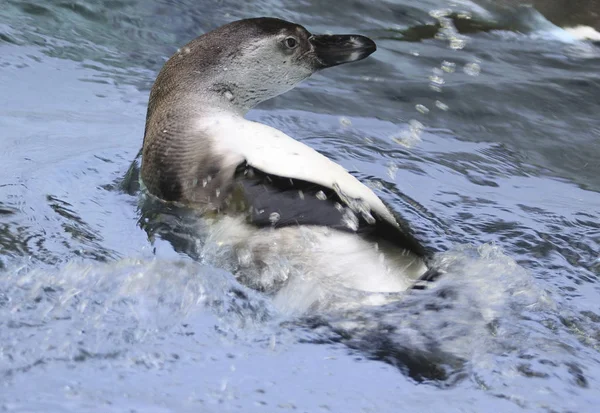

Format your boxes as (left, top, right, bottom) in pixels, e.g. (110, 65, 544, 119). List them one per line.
(233, 164, 430, 258)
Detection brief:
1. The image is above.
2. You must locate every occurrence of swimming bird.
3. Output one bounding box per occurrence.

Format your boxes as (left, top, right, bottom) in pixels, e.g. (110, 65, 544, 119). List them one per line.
(140, 17, 439, 295)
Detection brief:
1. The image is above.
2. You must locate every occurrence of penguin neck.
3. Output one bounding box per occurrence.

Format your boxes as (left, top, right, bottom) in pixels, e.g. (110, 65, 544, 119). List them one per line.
(194, 78, 272, 118)
(188, 89, 250, 120)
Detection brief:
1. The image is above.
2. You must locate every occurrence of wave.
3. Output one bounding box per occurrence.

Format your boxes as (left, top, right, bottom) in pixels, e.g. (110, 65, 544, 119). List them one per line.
(384, 2, 600, 45)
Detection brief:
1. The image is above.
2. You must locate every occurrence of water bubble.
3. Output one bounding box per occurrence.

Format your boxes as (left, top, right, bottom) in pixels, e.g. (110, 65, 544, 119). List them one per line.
(464, 62, 481, 76)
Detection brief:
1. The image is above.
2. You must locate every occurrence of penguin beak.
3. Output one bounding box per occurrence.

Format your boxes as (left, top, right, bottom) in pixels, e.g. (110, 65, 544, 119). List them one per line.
(309, 34, 376, 69)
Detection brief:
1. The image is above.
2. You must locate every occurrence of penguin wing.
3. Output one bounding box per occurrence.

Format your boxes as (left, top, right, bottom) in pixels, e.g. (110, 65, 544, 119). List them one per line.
(204, 116, 428, 256)
(211, 117, 397, 223)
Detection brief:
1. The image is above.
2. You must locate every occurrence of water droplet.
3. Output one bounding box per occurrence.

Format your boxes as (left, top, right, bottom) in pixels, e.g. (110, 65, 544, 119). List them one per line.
(391, 119, 424, 148)
(269, 212, 280, 224)
(339, 117, 352, 127)
(464, 62, 481, 76)
(409, 119, 424, 129)
(449, 37, 467, 50)
(342, 210, 359, 231)
(366, 180, 383, 190)
(237, 248, 252, 266)
(361, 209, 376, 225)
(429, 73, 445, 92)
(429, 75, 445, 86)
(429, 9, 451, 19)
(387, 163, 398, 180)
(316, 191, 327, 200)
(298, 190, 304, 200)
(416, 104, 430, 114)
(430, 10, 468, 50)
(441, 61, 456, 73)
(435, 100, 449, 111)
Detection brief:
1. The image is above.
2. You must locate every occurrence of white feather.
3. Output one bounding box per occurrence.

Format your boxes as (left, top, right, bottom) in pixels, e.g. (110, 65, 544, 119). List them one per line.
(205, 216, 427, 314)
(199, 113, 399, 227)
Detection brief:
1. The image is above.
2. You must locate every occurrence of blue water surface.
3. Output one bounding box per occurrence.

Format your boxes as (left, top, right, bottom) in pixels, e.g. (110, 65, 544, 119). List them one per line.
(1, 1, 599, 412)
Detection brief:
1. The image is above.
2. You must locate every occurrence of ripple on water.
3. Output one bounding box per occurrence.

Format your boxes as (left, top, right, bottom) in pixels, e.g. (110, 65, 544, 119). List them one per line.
(2, 0, 600, 411)
(1, 241, 599, 411)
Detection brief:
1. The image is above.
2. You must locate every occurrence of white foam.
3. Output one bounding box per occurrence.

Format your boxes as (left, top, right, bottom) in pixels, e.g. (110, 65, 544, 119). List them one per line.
(202, 216, 427, 316)
(564, 25, 600, 41)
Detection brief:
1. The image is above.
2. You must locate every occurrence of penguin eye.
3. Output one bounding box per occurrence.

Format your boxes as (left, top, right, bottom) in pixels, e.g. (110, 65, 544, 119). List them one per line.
(284, 37, 299, 49)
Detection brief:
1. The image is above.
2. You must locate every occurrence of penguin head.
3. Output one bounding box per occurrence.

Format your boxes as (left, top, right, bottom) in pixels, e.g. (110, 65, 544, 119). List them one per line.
(156, 17, 377, 112)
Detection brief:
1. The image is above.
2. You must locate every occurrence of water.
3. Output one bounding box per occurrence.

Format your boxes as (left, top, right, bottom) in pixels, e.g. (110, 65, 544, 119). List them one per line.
(1, 0, 599, 411)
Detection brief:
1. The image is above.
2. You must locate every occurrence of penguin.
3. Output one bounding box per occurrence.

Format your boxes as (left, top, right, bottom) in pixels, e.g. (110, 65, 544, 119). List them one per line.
(139, 17, 440, 293)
